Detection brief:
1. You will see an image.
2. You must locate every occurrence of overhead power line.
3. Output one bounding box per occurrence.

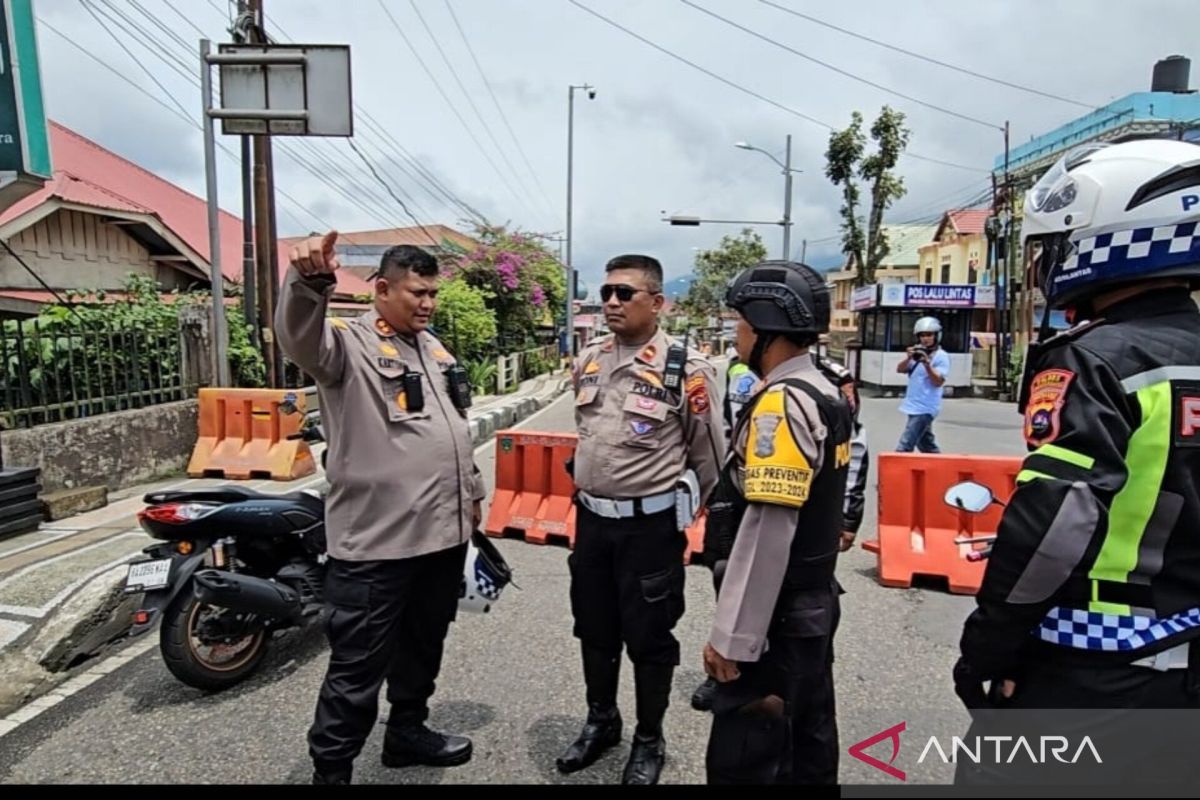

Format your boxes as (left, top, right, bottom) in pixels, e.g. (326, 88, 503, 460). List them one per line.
(757, 0, 1099, 110)
(444, 0, 560, 224)
(679, 0, 1004, 132)
(567, 0, 990, 174)
(406, 0, 546, 220)
(375, 0, 540, 221)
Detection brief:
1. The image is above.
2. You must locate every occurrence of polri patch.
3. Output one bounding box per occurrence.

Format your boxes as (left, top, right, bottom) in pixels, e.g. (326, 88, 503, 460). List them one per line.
(1024, 369, 1075, 445)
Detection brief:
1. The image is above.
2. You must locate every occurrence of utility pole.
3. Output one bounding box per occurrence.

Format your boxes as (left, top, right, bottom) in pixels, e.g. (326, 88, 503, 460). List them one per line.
(248, 0, 278, 387)
(1000, 120, 1012, 398)
(566, 83, 595, 360)
(782, 134, 793, 260)
(200, 39, 231, 387)
(734, 137, 798, 260)
(800, 238, 807, 264)
(265, 131, 284, 385)
(234, 1, 256, 348)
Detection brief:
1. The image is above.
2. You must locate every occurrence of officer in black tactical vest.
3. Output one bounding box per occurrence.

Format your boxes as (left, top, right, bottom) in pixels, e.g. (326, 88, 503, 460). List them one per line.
(701, 261, 852, 784)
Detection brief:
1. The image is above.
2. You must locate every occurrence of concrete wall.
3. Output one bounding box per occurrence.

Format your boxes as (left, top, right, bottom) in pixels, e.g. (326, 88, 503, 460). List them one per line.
(1, 400, 198, 493)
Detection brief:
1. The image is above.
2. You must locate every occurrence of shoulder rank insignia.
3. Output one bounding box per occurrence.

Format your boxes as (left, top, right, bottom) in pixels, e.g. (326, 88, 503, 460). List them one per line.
(744, 387, 812, 508)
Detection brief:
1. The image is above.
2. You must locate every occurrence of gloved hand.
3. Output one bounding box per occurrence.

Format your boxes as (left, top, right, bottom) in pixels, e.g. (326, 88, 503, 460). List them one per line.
(953, 657, 992, 710)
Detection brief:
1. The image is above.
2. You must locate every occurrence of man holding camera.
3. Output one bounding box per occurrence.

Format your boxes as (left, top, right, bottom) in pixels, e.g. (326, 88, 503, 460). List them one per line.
(894, 316, 950, 453)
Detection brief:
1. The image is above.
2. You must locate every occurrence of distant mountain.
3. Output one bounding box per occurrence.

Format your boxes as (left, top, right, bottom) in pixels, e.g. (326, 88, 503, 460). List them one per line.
(664, 275, 694, 300)
(811, 255, 847, 273)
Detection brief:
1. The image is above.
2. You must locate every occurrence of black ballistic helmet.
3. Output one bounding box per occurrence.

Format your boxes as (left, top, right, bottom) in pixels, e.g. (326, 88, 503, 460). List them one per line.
(725, 260, 830, 335)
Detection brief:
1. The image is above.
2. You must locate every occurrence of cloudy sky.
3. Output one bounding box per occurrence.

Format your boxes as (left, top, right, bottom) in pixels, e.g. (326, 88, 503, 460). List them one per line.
(35, 0, 1200, 291)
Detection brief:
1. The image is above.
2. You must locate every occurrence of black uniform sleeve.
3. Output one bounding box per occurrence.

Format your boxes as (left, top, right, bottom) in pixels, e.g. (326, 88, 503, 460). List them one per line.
(842, 422, 869, 534)
(960, 342, 1134, 678)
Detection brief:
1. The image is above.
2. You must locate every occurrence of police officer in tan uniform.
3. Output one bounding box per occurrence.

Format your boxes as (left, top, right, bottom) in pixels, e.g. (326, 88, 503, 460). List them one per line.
(277, 232, 485, 785)
(703, 261, 851, 784)
(556, 254, 724, 785)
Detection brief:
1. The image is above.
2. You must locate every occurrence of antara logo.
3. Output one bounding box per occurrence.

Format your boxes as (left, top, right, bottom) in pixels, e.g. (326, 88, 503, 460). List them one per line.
(848, 722, 1103, 781)
(849, 722, 906, 781)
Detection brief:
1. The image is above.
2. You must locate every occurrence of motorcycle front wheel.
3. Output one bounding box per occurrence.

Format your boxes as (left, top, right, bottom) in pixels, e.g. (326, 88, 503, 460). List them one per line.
(159, 584, 269, 691)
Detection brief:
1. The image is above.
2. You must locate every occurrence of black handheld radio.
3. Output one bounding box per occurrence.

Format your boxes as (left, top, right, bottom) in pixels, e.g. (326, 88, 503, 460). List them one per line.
(402, 371, 425, 412)
(663, 329, 689, 392)
(447, 364, 473, 410)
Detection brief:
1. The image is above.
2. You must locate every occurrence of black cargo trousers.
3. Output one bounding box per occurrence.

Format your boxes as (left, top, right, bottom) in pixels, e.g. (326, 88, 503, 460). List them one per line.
(308, 543, 468, 769)
(706, 576, 841, 785)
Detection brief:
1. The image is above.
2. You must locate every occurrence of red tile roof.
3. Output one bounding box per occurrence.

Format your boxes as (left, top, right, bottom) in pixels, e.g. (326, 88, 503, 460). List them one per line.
(947, 208, 990, 236)
(0, 122, 370, 299)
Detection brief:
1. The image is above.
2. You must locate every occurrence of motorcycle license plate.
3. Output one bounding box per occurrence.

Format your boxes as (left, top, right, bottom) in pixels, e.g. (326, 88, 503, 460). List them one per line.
(126, 559, 171, 592)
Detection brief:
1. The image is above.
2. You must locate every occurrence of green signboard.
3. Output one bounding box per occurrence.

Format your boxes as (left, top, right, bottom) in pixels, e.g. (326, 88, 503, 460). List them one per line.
(0, 0, 50, 195)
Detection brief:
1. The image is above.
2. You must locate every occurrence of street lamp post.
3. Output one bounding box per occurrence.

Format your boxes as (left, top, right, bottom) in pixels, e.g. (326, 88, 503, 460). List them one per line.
(566, 83, 595, 359)
(735, 135, 800, 260)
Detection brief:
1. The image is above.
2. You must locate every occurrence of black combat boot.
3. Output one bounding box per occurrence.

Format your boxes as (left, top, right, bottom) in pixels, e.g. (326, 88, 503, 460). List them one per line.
(311, 760, 352, 785)
(381, 723, 472, 768)
(623, 663, 673, 785)
(556, 646, 623, 773)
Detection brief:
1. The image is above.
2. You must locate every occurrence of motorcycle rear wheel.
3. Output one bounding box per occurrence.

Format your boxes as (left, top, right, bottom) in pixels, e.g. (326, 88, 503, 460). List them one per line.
(160, 585, 269, 691)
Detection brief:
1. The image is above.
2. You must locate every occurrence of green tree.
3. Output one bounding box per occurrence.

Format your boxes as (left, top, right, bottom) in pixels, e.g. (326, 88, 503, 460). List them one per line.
(825, 111, 866, 279)
(2, 274, 267, 429)
(679, 228, 768, 324)
(825, 106, 911, 287)
(448, 224, 566, 349)
(431, 276, 498, 361)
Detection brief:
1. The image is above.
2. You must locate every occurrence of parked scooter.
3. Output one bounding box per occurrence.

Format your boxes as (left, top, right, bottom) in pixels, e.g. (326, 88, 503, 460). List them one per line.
(125, 407, 515, 691)
(125, 410, 328, 690)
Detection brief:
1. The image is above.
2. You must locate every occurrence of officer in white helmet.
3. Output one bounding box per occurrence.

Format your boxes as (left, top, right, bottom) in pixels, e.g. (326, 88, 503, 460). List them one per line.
(954, 139, 1200, 787)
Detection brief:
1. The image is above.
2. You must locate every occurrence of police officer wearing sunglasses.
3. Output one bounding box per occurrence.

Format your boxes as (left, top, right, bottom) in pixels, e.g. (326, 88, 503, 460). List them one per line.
(557, 254, 725, 784)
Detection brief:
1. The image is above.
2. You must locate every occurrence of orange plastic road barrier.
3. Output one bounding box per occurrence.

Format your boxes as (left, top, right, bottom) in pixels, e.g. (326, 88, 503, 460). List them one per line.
(863, 453, 1021, 595)
(485, 429, 709, 564)
(486, 430, 579, 547)
(187, 389, 316, 481)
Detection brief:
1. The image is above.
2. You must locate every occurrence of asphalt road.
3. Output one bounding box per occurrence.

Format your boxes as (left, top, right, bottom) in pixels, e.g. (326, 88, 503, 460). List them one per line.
(0, 374, 1029, 785)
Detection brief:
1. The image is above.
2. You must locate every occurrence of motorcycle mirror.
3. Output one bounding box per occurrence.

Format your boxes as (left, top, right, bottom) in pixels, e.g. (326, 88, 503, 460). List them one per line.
(944, 481, 995, 513)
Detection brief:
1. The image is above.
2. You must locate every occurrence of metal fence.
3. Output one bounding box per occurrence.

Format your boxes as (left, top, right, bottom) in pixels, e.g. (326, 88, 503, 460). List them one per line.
(1, 317, 193, 429)
(496, 343, 560, 394)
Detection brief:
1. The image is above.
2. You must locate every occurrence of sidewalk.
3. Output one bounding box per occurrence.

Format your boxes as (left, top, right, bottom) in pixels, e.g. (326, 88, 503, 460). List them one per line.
(0, 371, 569, 715)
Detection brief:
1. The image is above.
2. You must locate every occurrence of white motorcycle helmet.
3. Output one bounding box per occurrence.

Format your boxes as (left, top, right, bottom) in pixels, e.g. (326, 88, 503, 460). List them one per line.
(459, 532, 514, 614)
(1022, 139, 1200, 309)
(913, 316, 942, 344)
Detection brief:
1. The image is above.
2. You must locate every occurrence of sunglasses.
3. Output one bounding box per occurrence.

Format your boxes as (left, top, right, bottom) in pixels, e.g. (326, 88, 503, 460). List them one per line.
(600, 284, 654, 303)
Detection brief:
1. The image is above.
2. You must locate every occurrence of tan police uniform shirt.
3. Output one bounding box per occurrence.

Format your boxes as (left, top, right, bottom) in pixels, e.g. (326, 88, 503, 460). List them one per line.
(709, 354, 838, 662)
(572, 327, 724, 503)
(275, 270, 485, 561)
